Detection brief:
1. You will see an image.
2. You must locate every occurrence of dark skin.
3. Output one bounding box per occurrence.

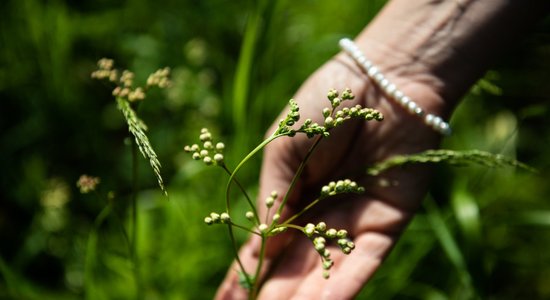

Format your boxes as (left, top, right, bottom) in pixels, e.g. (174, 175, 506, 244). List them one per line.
(216, 0, 548, 298)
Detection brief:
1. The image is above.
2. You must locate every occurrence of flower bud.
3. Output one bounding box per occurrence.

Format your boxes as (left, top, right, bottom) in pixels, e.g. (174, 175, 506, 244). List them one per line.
(210, 212, 220, 222)
(337, 229, 348, 239)
(220, 212, 230, 223)
(203, 156, 213, 165)
(265, 196, 274, 208)
(316, 222, 327, 232)
(258, 224, 269, 233)
(214, 153, 224, 163)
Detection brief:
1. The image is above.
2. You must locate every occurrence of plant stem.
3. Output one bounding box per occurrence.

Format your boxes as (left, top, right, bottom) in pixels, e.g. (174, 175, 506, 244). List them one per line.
(131, 140, 143, 300)
(221, 164, 255, 217)
(275, 135, 323, 217)
(282, 197, 322, 225)
(250, 236, 266, 300)
(224, 133, 285, 291)
(226, 133, 285, 220)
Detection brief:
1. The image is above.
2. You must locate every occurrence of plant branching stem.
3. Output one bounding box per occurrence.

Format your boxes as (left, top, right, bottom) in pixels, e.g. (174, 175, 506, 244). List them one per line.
(250, 235, 266, 300)
(275, 135, 323, 217)
(282, 197, 322, 225)
(224, 133, 285, 293)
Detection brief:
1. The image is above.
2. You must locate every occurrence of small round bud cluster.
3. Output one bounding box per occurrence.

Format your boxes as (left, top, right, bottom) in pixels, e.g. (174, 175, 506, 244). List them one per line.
(184, 128, 226, 166)
(76, 174, 100, 194)
(298, 119, 329, 138)
(341, 88, 355, 100)
(204, 212, 231, 225)
(320, 179, 365, 198)
(120, 70, 135, 87)
(334, 105, 383, 123)
(92, 58, 172, 103)
(112, 86, 145, 102)
(276, 99, 300, 136)
(327, 88, 354, 109)
(91, 58, 118, 82)
(265, 190, 278, 208)
(322, 88, 383, 129)
(302, 221, 357, 278)
(147, 67, 172, 88)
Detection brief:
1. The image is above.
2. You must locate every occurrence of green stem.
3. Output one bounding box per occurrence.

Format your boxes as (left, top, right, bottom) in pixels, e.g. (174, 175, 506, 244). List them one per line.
(275, 135, 323, 217)
(282, 197, 322, 226)
(131, 140, 143, 300)
(229, 222, 261, 235)
(225, 133, 285, 219)
(283, 224, 305, 232)
(226, 224, 252, 289)
(250, 236, 266, 300)
(223, 133, 285, 292)
(221, 164, 255, 217)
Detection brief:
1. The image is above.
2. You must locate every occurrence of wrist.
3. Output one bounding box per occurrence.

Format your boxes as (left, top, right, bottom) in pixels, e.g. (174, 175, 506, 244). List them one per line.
(337, 38, 452, 135)
(349, 0, 547, 115)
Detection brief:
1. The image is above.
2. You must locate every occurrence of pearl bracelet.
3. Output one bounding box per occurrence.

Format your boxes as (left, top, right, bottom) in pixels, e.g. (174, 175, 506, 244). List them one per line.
(339, 38, 452, 135)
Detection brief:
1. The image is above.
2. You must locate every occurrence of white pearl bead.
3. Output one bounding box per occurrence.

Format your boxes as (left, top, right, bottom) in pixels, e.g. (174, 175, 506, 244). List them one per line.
(374, 73, 384, 83)
(385, 84, 396, 94)
(439, 122, 451, 135)
(363, 60, 373, 69)
(338, 38, 452, 135)
(367, 66, 378, 76)
(393, 90, 404, 100)
(432, 116, 442, 128)
(407, 101, 418, 112)
(425, 114, 435, 125)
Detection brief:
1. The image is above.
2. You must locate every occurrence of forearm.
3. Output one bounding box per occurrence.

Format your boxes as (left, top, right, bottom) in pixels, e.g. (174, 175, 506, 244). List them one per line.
(349, 0, 547, 112)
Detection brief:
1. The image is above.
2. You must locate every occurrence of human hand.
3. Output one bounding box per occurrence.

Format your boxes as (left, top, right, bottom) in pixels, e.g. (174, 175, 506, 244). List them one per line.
(215, 48, 450, 299)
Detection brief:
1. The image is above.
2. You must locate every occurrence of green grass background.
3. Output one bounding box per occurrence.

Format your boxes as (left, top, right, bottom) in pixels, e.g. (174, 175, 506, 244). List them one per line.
(1, 0, 549, 299)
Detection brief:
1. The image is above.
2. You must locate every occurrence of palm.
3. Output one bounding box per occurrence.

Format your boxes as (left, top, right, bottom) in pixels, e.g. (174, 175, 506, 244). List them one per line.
(217, 57, 444, 299)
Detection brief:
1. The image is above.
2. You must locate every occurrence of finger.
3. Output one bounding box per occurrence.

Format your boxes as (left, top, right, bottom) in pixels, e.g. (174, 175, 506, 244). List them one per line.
(319, 232, 395, 299)
(256, 232, 391, 300)
(256, 233, 320, 300)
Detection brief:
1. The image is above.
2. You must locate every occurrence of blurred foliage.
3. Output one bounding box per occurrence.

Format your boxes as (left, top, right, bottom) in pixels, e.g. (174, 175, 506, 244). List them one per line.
(0, 0, 549, 299)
